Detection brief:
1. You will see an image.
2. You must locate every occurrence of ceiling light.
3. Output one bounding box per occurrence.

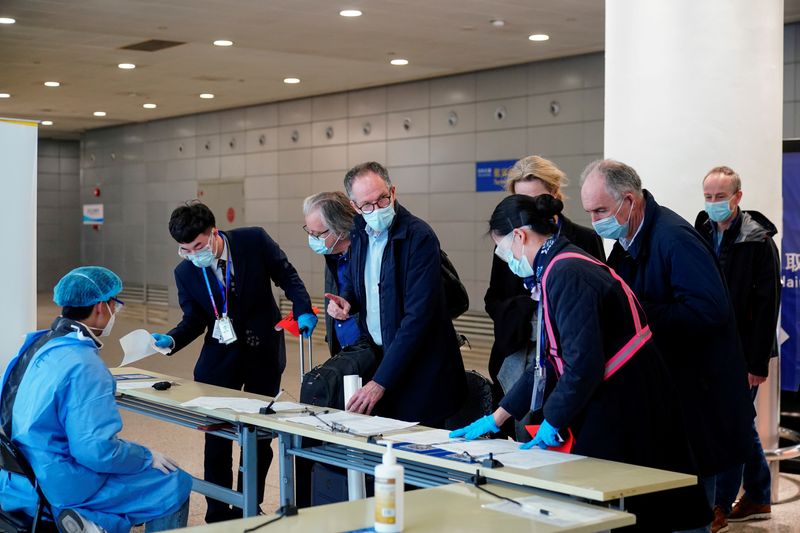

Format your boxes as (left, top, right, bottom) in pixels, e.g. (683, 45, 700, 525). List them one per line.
(339, 10, 362, 17)
(528, 34, 550, 42)
(199, 93, 215, 99)
(93, 111, 106, 117)
(44, 81, 61, 87)
(118, 63, 136, 69)
(0, 93, 9, 98)
(0, 17, 15, 24)
(490, 19, 505, 27)
(390, 58, 409, 66)
(143, 103, 157, 109)
(283, 77, 300, 84)
(41, 120, 53, 126)
(213, 40, 233, 47)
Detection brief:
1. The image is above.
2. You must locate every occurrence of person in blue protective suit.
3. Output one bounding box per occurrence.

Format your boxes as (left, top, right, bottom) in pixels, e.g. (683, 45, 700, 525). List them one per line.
(0, 266, 192, 533)
(450, 195, 710, 532)
(150, 201, 316, 523)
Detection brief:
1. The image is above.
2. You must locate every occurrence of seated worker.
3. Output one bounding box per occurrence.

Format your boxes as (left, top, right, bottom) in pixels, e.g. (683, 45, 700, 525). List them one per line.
(0, 266, 192, 533)
(451, 195, 710, 532)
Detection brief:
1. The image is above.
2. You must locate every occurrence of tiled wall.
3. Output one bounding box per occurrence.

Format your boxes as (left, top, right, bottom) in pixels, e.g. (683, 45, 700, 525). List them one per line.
(38, 139, 81, 291)
(79, 52, 604, 310)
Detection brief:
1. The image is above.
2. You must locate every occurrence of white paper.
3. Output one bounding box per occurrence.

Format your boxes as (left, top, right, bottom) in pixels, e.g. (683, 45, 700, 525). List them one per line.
(119, 329, 169, 366)
(343, 375, 361, 406)
(383, 429, 454, 446)
(283, 411, 418, 436)
(116, 381, 161, 390)
(434, 438, 521, 457)
(483, 495, 621, 526)
(269, 401, 306, 412)
(490, 449, 584, 470)
(181, 396, 270, 413)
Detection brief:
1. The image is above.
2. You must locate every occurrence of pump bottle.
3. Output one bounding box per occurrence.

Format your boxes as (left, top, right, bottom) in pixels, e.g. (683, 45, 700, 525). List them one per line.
(374, 442, 404, 532)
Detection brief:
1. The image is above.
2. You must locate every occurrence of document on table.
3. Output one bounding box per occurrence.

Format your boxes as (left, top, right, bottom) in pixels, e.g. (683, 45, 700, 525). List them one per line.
(484, 495, 621, 526)
(283, 411, 418, 436)
(491, 449, 584, 470)
(116, 381, 161, 390)
(119, 329, 170, 366)
(434, 438, 521, 457)
(269, 401, 306, 412)
(383, 429, 454, 446)
(181, 396, 270, 413)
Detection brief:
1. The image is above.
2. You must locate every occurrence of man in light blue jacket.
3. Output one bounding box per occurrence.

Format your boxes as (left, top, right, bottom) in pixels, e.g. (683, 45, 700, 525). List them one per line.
(0, 266, 192, 533)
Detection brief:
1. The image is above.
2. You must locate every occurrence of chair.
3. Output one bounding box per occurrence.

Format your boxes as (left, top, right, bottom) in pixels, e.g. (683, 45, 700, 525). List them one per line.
(444, 370, 494, 430)
(0, 432, 57, 533)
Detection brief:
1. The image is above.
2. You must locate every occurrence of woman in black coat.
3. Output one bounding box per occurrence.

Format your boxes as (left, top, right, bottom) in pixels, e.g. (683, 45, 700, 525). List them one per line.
(454, 195, 710, 531)
(483, 156, 604, 439)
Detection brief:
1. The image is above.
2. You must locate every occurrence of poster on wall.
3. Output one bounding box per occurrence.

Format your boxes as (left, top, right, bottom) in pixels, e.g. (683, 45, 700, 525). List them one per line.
(82, 203, 104, 225)
(476, 159, 517, 192)
(782, 140, 800, 391)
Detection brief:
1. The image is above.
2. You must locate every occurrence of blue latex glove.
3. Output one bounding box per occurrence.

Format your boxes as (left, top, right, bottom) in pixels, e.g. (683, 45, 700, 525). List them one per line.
(449, 414, 501, 440)
(151, 333, 174, 350)
(521, 419, 561, 450)
(297, 313, 318, 338)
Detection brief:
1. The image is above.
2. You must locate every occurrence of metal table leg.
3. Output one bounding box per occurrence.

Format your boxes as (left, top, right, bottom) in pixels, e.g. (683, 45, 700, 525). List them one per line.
(241, 424, 259, 517)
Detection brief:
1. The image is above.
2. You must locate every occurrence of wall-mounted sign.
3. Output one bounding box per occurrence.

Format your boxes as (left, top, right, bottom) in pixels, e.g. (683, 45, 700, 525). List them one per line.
(476, 159, 517, 192)
(82, 203, 104, 225)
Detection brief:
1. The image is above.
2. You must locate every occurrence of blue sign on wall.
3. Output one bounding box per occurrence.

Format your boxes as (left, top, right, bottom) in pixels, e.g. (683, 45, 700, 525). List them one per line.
(781, 143, 800, 391)
(476, 160, 518, 192)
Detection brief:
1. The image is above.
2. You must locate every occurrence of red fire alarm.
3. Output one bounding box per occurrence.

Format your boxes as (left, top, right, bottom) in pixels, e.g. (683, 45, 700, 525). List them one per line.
(227, 207, 235, 223)
(93, 187, 101, 197)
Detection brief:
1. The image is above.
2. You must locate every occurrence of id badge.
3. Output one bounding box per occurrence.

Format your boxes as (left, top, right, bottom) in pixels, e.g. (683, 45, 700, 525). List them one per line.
(212, 319, 221, 340)
(530, 364, 546, 412)
(217, 315, 237, 345)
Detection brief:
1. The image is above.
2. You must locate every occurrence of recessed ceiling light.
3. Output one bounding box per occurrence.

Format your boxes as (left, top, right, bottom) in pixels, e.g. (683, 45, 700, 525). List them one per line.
(0, 17, 15, 25)
(339, 10, 362, 17)
(94, 111, 107, 117)
(390, 58, 409, 66)
(118, 63, 136, 69)
(213, 39, 233, 47)
(528, 34, 550, 42)
(0, 93, 10, 98)
(199, 93, 215, 99)
(490, 19, 505, 27)
(44, 81, 61, 87)
(143, 103, 157, 109)
(283, 77, 300, 84)
(41, 120, 53, 126)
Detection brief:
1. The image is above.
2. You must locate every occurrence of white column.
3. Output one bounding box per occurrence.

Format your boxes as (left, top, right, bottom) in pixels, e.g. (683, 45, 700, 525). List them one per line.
(0, 119, 38, 373)
(605, 0, 784, 499)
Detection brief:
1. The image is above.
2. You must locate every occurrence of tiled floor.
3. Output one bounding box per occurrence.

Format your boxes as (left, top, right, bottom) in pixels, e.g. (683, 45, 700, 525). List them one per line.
(32, 295, 800, 530)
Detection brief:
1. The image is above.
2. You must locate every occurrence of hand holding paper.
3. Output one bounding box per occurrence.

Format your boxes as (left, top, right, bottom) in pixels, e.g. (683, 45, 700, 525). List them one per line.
(119, 329, 172, 366)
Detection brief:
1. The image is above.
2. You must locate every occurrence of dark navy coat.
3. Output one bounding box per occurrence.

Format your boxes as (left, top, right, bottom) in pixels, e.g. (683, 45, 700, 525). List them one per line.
(501, 238, 711, 530)
(340, 204, 467, 425)
(168, 227, 312, 393)
(608, 191, 753, 477)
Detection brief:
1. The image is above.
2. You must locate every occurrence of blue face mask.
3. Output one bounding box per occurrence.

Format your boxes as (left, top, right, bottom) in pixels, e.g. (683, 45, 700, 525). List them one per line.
(495, 232, 535, 279)
(592, 197, 633, 240)
(363, 202, 396, 233)
(705, 199, 733, 223)
(180, 232, 218, 268)
(308, 233, 341, 255)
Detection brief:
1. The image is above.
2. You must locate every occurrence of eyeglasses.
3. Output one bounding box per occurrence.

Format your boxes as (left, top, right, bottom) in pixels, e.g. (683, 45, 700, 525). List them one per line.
(110, 297, 124, 311)
(177, 233, 214, 259)
(302, 225, 330, 239)
(355, 193, 392, 214)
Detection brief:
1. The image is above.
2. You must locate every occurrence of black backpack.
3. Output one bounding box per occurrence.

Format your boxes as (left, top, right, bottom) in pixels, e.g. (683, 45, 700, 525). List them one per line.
(440, 249, 469, 319)
(300, 339, 379, 409)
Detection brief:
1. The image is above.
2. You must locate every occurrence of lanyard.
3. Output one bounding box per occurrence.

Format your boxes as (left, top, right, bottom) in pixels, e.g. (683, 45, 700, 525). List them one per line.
(201, 234, 234, 319)
(534, 297, 544, 370)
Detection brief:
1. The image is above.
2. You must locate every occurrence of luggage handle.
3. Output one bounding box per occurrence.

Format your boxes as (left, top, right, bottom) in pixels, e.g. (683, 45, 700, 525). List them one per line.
(298, 330, 313, 383)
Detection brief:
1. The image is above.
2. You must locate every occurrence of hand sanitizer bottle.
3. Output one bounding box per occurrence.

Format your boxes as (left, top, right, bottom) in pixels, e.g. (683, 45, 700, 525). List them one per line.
(374, 442, 404, 532)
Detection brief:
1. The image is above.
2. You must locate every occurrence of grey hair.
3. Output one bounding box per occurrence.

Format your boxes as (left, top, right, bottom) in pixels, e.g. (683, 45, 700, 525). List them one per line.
(303, 191, 357, 236)
(703, 166, 742, 193)
(343, 161, 392, 199)
(580, 159, 643, 201)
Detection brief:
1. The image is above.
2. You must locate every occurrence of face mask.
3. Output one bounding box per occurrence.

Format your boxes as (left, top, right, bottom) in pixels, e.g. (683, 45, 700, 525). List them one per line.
(183, 232, 217, 268)
(363, 202, 396, 233)
(592, 197, 633, 240)
(496, 233, 535, 279)
(100, 302, 116, 337)
(308, 233, 342, 255)
(705, 199, 733, 222)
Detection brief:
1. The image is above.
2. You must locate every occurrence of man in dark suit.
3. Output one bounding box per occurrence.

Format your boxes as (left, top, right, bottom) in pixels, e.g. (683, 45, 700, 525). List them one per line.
(326, 162, 466, 427)
(152, 201, 316, 523)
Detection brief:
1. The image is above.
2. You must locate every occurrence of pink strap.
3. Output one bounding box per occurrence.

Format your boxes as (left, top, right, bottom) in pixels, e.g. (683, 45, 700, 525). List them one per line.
(540, 252, 650, 381)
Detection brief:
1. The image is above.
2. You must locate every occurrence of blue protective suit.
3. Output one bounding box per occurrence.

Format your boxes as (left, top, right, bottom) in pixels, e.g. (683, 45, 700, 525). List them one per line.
(0, 321, 192, 533)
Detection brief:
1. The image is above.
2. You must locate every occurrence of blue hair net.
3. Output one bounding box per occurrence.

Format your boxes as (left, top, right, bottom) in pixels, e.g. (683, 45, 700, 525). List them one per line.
(53, 266, 123, 307)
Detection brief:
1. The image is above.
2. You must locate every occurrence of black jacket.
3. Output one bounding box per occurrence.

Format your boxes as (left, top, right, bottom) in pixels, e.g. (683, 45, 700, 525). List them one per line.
(501, 238, 710, 531)
(694, 209, 781, 377)
(484, 215, 605, 381)
(340, 204, 467, 425)
(608, 191, 753, 477)
(168, 227, 312, 393)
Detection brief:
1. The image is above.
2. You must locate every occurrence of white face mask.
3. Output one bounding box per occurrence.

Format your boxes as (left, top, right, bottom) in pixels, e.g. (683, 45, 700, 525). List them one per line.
(99, 302, 116, 337)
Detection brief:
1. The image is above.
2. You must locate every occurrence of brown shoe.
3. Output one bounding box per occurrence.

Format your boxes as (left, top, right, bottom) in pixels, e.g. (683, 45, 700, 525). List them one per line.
(728, 496, 771, 521)
(711, 506, 729, 533)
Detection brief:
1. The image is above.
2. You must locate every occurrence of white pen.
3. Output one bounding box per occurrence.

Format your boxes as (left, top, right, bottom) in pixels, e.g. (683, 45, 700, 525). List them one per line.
(266, 389, 284, 411)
